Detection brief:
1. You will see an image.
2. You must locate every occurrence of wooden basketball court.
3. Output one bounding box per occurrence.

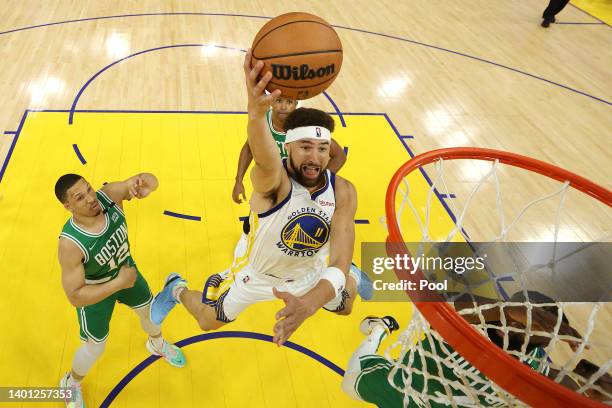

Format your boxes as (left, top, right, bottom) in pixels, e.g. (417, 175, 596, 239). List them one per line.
(0, 1, 609, 407)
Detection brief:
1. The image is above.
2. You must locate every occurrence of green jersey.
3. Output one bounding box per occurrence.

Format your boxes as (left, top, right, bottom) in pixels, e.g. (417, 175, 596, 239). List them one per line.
(266, 108, 287, 158)
(59, 190, 133, 284)
(356, 336, 549, 407)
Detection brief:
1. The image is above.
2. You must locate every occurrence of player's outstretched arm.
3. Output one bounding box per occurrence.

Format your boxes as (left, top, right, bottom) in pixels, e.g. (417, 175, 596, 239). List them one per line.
(58, 238, 136, 307)
(327, 138, 347, 173)
(101, 173, 159, 207)
(243, 49, 285, 196)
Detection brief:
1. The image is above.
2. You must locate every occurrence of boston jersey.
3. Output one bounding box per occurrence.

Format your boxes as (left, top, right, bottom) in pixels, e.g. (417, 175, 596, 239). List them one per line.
(266, 108, 288, 158)
(59, 190, 134, 284)
(246, 160, 336, 281)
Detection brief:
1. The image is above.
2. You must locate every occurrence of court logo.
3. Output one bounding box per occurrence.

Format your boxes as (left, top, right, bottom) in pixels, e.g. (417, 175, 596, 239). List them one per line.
(277, 210, 330, 257)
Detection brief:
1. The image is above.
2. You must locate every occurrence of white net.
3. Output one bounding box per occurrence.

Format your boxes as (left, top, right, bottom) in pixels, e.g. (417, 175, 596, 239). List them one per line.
(385, 155, 612, 406)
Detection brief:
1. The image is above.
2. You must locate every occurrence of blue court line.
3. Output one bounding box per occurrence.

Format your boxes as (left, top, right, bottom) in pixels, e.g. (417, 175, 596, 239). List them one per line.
(555, 22, 605, 25)
(0, 12, 608, 106)
(68, 43, 246, 124)
(163, 210, 202, 221)
(100, 331, 344, 408)
(322, 91, 346, 127)
(3, 131, 16, 135)
(72, 144, 86, 164)
(0, 110, 28, 184)
(569, 3, 611, 28)
(68, 44, 346, 126)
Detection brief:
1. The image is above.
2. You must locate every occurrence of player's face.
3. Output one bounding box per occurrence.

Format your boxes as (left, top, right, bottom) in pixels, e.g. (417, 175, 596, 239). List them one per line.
(287, 139, 330, 188)
(64, 179, 101, 217)
(272, 97, 297, 124)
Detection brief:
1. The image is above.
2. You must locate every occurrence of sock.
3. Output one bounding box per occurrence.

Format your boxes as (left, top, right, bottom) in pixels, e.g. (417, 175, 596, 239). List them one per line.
(67, 372, 82, 386)
(348, 263, 361, 286)
(172, 282, 188, 303)
(149, 335, 164, 349)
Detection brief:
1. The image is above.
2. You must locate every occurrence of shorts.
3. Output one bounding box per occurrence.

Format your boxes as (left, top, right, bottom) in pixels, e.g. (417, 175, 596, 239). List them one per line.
(203, 263, 349, 322)
(77, 267, 152, 343)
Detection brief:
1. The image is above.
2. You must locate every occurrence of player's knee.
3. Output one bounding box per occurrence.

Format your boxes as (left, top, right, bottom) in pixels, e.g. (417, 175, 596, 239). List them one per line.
(335, 302, 353, 316)
(197, 315, 225, 331)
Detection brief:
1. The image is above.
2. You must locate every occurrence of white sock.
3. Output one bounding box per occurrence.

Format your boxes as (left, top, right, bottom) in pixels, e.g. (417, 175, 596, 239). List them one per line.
(67, 373, 82, 386)
(348, 264, 360, 286)
(172, 282, 188, 304)
(149, 335, 164, 349)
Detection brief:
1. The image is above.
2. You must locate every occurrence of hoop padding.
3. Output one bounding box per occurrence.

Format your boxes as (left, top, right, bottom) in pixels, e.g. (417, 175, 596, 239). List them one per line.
(385, 147, 612, 407)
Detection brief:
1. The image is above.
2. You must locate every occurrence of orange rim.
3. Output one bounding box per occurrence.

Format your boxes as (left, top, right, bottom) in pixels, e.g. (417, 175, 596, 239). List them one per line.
(385, 147, 611, 408)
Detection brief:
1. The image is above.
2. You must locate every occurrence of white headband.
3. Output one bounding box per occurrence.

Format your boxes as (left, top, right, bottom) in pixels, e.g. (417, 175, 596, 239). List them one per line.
(285, 126, 331, 144)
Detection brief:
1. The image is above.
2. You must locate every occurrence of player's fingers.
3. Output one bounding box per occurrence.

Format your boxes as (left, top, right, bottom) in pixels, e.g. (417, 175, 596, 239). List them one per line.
(273, 287, 291, 301)
(243, 49, 252, 74)
(240, 192, 247, 202)
(262, 89, 282, 104)
(248, 60, 264, 86)
(253, 71, 272, 95)
(276, 306, 291, 320)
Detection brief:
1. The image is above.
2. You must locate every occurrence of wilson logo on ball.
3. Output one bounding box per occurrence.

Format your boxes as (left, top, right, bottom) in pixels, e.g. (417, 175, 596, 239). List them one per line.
(272, 63, 336, 81)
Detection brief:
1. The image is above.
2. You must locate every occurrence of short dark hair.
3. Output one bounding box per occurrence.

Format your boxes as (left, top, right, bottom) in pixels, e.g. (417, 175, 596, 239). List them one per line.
(284, 108, 335, 133)
(55, 174, 83, 203)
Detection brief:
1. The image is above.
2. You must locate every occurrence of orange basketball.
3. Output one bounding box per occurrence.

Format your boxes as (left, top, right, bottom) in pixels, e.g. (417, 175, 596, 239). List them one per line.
(251, 12, 343, 100)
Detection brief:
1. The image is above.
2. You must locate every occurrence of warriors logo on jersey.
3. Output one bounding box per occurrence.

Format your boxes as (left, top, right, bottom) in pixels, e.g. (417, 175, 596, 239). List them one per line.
(278, 209, 330, 255)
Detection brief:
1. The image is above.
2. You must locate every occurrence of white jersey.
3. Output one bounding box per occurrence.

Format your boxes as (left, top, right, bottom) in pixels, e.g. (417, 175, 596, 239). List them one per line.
(246, 160, 336, 281)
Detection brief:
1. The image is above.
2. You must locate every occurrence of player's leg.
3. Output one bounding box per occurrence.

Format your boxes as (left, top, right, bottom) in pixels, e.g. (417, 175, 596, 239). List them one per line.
(341, 316, 400, 403)
(325, 264, 373, 316)
(119, 268, 186, 367)
(150, 272, 226, 331)
(150, 265, 271, 331)
(60, 297, 116, 408)
(60, 339, 106, 408)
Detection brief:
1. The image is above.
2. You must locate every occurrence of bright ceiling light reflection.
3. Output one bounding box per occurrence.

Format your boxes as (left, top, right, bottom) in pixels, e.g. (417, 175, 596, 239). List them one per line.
(29, 77, 65, 105)
(377, 77, 409, 97)
(106, 32, 130, 58)
(201, 44, 218, 57)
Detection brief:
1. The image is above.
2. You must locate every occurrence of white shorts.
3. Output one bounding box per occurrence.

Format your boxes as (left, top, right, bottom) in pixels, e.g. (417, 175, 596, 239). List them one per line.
(203, 263, 348, 322)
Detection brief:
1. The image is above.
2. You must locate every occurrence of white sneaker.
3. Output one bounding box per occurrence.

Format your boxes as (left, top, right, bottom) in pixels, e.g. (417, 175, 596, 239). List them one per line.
(59, 372, 85, 408)
(146, 338, 186, 368)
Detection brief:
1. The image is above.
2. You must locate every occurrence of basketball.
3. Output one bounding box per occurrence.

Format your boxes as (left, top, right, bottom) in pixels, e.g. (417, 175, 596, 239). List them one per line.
(251, 12, 343, 100)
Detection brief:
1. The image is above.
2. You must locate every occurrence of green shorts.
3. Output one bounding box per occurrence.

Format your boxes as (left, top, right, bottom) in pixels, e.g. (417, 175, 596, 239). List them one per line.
(77, 268, 152, 343)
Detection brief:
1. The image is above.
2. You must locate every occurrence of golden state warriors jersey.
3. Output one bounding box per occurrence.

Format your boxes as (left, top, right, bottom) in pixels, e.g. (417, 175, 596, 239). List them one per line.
(246, 161, 336, 281)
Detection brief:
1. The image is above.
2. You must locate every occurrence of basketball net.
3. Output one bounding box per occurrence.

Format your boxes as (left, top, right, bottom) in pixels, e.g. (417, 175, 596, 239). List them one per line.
(384, 148, 611, 407)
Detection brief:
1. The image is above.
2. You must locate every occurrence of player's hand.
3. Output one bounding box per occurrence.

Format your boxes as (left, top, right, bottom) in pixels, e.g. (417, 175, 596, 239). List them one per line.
(243, 49, 281, 117)
(232, 180, 247, 204)
(272, 287, 315, 346)
(128, 175, 152, 199)
(117, 265, 137, 289)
